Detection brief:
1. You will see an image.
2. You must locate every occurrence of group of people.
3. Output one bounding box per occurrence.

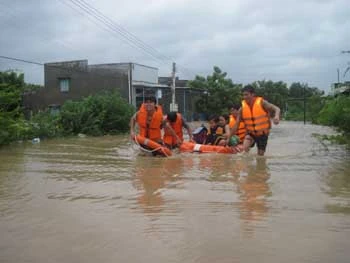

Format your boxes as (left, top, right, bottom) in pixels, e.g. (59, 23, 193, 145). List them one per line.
(129, 96, 192, 151)
(130, 85, 280, 156)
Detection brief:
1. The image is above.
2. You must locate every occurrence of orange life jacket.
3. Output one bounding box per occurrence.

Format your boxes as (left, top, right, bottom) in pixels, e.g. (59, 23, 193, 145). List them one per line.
(206, 125, 220, 145)
(137, 104, 163, 141)
(241, 97, 270, 136)
(216, 125, 224, 135)
(229, 114, 246, 142)
(163, 113, 184, 146)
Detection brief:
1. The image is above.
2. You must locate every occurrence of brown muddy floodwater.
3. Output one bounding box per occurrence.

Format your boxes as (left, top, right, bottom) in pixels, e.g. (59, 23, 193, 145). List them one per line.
(0, 121, 349, 263)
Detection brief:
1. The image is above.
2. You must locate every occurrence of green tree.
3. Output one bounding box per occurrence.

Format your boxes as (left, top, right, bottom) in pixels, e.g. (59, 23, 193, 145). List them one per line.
(250, 80, 289, 112)
(289, 82, 324, 98)
(285, 82, 325, 121)
(0, 71, 30, 145)
(188, 66, 241, 116)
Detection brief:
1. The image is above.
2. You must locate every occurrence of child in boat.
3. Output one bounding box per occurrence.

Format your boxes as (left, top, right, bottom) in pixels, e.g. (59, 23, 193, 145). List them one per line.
(204, 115, 220, 145)
(217, 113, 239, 146)
(214, 114, 239, 146)
(214, 114, 231, 146)
(192, 124, 208, 144)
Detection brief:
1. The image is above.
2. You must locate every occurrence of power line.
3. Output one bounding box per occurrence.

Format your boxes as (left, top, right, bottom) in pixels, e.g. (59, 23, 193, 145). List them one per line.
(65, 0, 171, 65)
(76, 0, 171, 62)
(60, 0, 166, 64)
(1, 0, 196, 78)
(0, 55, 43, 66)
(60, 0, 196, 78)
(71, 0, 197, 77)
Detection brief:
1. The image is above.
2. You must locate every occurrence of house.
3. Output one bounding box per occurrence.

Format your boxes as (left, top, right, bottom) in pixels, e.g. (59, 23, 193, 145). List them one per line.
(23, 59, 168, 114)
(23, 59, 204, 121)
(331, 82, 350, 96)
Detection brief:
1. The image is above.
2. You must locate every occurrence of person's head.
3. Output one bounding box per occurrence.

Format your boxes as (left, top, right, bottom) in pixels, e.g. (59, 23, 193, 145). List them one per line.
(220, 114, 230, 125)
(208, 114, 219, 128)
(167, 111, 178, 123)
(143, 96, 156, 111)
(242, 85, 255, 103)
(229, 103, 241, 117)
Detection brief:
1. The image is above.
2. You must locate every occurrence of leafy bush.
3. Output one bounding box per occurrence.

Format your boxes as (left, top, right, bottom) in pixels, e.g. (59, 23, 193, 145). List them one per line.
(29, 111, 63, 138)
(317, 96, 350, 134)
(59, 92, 134, 136)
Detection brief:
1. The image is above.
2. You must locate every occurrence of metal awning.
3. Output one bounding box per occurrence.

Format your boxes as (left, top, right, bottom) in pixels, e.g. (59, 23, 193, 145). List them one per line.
(132, 81, 169, 88)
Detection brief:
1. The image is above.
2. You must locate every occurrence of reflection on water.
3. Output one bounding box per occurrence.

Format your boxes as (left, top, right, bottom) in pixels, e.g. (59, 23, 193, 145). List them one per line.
(199, 155, 271, 236)
(324, 155, 350, 214)
(238, 158, 271, 234)
(132, 157, 185, 214)
(0, 146, 27, 216)
(0, 123, 350, 263)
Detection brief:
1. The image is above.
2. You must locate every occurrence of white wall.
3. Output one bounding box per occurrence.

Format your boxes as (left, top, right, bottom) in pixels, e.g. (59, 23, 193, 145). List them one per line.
(132, 64, 158, 84)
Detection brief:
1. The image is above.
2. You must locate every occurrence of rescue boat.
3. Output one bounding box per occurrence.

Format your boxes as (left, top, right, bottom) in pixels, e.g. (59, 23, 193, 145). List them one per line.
(180, 141, 244, 154)
(133, 135, 172, 157)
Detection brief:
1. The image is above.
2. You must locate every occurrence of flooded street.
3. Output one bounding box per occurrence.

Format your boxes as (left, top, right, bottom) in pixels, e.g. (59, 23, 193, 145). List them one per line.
(0, 122, 349, 263)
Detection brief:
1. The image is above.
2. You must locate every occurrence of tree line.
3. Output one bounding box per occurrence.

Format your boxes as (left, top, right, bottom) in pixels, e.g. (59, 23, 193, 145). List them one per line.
(189, 66, 349, 144)
(1, 69, 349, 147)
(0, 71, 134, 146)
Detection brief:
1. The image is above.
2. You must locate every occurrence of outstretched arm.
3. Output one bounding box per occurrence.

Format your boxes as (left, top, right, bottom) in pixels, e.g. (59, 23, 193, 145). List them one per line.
(262, 100, 280, 125)
(224, 124, 231, 138)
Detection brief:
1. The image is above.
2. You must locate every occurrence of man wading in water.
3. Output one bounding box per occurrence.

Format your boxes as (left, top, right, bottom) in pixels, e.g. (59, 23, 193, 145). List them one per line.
(227, 85, 280, 156)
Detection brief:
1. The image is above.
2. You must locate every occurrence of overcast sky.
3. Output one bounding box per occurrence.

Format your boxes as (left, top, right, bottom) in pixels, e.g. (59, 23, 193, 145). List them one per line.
(0, 0, 349, 92)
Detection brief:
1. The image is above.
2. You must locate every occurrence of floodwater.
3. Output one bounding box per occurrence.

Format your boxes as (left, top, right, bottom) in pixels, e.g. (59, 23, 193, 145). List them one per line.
(0, 122, 349, 263)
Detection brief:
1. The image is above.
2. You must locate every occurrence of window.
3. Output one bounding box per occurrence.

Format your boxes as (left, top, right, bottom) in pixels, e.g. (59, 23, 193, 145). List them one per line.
(59, 78, 70, 92)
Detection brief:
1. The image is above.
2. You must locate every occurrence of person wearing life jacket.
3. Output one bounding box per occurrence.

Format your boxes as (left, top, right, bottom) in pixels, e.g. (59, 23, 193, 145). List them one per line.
(163, 111, 192, 149)
(210, 114, 229, 146)
(227, 85, 280, 156)
(228, 104, 247, 143)
(129, 96, 177, 146)
(220, 114, 240, 146)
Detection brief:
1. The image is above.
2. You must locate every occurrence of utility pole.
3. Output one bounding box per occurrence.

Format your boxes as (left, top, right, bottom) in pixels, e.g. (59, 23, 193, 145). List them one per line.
(170, 62, 178, 112)
(303, 85, 306, 125)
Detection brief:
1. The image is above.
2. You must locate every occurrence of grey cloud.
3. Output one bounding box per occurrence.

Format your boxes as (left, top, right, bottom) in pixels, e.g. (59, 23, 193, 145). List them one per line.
(0, 0, 349, 92)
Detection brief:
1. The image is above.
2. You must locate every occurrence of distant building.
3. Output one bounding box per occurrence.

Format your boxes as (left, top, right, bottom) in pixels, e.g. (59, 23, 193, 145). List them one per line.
(331, 82, 350, 96)
(23, 60, 205, 121)
(23, 60, 168, 114)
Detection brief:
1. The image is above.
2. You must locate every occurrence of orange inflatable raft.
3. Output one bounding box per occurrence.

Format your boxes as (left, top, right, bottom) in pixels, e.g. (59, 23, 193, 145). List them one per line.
(133, 135, 172, 157)
(180, 141, 243, 154)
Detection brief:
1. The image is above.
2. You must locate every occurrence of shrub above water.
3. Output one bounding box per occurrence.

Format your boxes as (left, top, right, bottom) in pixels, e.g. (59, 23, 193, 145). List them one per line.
(59, 92, 135, 136)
